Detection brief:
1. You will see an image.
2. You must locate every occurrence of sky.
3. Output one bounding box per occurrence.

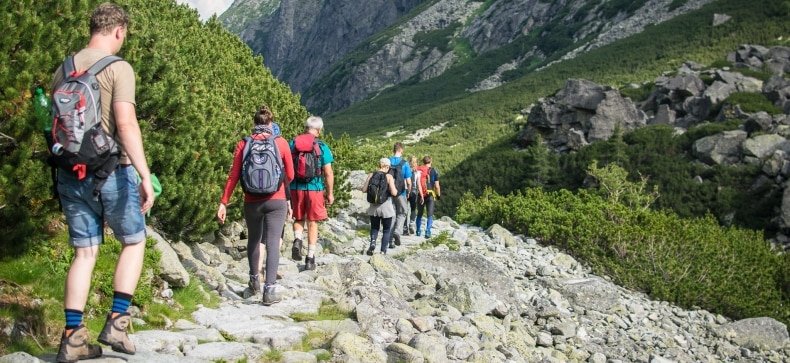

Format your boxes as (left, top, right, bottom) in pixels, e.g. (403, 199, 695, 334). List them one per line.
(175, 0, 234, 21)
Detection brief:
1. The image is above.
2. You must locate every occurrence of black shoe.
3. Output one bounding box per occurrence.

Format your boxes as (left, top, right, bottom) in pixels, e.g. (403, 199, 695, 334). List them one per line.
(305, 256, 316, 271)
(366, 246, 374, 256)
(291, 239, 302, 261)
(394, 233, 401, 246)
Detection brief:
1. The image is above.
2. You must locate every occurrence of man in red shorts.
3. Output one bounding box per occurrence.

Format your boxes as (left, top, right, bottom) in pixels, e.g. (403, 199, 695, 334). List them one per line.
(289, 116, 334, 270)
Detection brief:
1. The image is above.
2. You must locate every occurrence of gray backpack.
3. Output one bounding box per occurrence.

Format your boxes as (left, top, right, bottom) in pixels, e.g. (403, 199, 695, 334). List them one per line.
(50, 55, 122, 197)
(241, 135, 284, 196)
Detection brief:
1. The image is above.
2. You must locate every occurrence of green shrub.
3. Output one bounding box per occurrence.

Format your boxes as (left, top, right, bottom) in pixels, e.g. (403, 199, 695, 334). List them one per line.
(723, 92, 783, 114)
(619, 82, 655, 102)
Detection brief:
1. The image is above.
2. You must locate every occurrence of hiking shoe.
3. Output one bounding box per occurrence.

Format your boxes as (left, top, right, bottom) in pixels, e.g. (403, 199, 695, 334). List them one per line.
(57, 325, 102, 363)
(262, 284, 282, 306)
(409, 224, 416, 234)
(305, 256, 316, 271)
(291, 238, 303, 261)
(416, 230, 421, 237)
(244, 274, 260, 298)
(394, 233, 401, 246)
(97, 312, 135, 355)
(425, 233, 431, 239)
(366, 246, 374, 256)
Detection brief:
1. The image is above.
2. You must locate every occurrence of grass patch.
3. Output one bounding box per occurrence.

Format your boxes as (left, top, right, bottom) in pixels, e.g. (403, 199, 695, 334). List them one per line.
(420, 231, 461, 251)
(0, 229, 218, 355)
(291, 301, 355, 322)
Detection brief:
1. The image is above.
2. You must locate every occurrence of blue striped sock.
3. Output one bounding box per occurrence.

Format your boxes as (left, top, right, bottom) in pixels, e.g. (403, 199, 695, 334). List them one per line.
(64, 309, 83, 329)
(111, 291, 133, 314)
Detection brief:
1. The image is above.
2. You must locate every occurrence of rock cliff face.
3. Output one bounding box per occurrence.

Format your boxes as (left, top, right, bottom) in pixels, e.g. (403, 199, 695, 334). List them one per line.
(224, 0, 714, 114)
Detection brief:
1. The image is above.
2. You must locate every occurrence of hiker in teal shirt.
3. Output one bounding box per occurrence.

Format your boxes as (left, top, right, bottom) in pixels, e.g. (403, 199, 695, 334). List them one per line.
(289, 116, 334, 271)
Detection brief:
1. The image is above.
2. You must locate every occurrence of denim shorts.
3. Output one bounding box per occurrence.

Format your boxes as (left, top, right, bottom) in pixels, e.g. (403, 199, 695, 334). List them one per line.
(57, 165, 147, 247)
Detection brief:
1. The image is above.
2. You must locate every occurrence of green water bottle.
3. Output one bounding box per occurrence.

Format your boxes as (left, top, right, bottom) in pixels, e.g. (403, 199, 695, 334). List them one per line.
(34, 87, 52, 133)
(34, 87, 55, 148)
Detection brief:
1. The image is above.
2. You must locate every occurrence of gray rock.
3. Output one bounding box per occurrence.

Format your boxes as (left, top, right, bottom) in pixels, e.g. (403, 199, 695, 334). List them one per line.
(742, 134, 788, 159)
(0, 352, 41, 363)
(148, 227, 190, 288)
(692, 130, 748, 165)
(715, 317, 790, 350)
(331, 331, 388, 363)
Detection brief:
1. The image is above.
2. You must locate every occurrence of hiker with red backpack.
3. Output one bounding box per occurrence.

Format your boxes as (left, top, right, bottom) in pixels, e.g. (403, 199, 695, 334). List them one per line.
(217, 105, 294, 306)
(289, 116, 334, 271)
(415, 155, 441, 238)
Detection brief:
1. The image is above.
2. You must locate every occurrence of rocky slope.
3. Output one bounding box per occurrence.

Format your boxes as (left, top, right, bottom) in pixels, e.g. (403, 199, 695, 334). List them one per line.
(3, 175, 788, 362)
(223, 0, 715, 115)
(518, 44, 790, 249)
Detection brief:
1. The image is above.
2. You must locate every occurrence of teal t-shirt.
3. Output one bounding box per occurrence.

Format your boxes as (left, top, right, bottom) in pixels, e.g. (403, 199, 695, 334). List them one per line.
(289, 139, 334, 191)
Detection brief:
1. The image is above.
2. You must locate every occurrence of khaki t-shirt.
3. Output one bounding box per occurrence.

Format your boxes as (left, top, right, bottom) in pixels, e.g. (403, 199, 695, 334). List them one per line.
(50, 48, 136, 165)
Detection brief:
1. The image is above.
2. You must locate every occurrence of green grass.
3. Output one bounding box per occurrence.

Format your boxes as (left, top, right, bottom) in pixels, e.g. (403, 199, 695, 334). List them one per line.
(0, 229, 219, 355)
(420, 230, 461, 251)
(291, 301, 356, 322)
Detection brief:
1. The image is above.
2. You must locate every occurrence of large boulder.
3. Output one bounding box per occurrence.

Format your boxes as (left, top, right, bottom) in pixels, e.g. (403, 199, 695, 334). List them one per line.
(742, 134, 788, 159)
(692, 130, 748, 165)
(148, 227, 190, 288)
(555, 78, 607, 111)
(588, 90, 647, 142)
(714, 317, 790, 351)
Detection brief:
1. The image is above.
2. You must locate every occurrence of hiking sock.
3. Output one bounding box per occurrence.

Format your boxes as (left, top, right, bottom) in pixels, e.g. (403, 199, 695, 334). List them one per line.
(415, 217, 422, 234)
(307, 245, 316, 258)
(294, 231, 304, 241)
(426, 217, 434, 235)
(64, 309, 83, 332)
(111, 291, 133, 316)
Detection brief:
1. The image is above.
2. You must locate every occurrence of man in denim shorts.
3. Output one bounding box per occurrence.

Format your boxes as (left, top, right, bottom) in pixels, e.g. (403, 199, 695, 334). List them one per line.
(52, 3, 155, 362)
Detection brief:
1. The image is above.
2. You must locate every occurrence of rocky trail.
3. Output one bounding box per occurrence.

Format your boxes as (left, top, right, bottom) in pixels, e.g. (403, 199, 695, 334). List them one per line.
(2, 173, 789, 362)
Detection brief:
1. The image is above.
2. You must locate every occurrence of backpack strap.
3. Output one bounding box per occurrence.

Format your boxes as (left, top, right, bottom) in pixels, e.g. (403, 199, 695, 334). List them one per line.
(61, 56, 76, 78)
(242, 136, 253, 163)
(87, 55, 122, 75)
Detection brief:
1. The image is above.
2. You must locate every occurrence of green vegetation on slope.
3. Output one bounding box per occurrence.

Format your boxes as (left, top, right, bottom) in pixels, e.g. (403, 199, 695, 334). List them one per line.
(0, 0, 360, 255)
(455, 167, 790, 326)
(327, 0, 790, 220)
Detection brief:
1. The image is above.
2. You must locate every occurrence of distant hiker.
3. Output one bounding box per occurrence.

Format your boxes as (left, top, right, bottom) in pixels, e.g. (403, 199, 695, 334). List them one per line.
(289, 116, 334, 271)
(363, 158, 398, 255)
(53, 4, 156, 362)
(217, 104, 294, 306)
(415, 155, 441, 238)
(406, 155, 420, 235)
(388, 142, 412, 247)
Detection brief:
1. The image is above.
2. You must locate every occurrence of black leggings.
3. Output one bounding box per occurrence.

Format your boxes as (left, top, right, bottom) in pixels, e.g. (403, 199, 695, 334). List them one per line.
(244, 199, 287, 285)
(417, 195, 435, 218)
(370, 216, 393, 253)
(408, 193, 418, 222)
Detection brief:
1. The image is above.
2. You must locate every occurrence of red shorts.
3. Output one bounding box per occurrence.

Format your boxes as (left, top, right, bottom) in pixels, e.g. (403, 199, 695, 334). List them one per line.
(290, 190, 328, 221)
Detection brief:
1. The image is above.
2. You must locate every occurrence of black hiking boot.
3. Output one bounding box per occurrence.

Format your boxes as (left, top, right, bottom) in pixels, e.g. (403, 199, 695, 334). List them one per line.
(291, 238, 303, 261)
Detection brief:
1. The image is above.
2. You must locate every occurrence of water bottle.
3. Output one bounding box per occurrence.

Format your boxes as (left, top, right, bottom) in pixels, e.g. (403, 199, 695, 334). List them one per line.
(51, 142, 64, 156)
(33, 88, 52, 133)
